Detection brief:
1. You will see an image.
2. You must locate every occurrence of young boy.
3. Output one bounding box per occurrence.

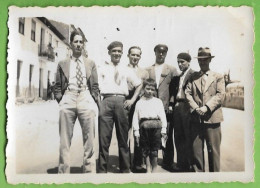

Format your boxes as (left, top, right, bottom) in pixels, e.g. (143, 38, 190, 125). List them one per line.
(132, 78, 167, 173)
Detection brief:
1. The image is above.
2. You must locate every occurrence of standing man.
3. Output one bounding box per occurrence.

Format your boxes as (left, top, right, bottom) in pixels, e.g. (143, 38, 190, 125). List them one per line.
(172, 52, 194, 172)
(54, 30, 99, 173)
(146, 44, 179, 171)
(185, 47, 225, 172)
(98, 41, 143, 173)
(126, 46, 149, 172)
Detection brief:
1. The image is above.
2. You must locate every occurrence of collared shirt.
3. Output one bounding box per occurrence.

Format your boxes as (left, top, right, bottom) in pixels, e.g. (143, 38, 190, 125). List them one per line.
(99, 61, 141, 96)
(132, 96, 167, 136)
(68, 56, 87, 90)
(200, 70, 209, 79)
(154, 63, 164, 89)
(177, 67, 191, 99)
(127, 64, 148, 91)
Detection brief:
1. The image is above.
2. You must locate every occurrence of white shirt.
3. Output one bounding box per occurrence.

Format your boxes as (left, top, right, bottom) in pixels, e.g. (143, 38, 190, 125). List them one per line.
(98, 61, 141, 95)
(132, 96, 167, 136)
(177, 67, 191, 99)
(69, 56, 87, 89)
(154, 63, 164, 88)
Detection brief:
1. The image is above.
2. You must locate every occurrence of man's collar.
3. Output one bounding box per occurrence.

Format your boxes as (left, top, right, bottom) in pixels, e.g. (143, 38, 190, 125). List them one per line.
(128, 64, 138, 68)
(71, 55, 83, 63)
(182, 67, 191, 75)
(106, 61, 120, 66)
(200, 69, 210, 76)
(155, 62, 164, 67)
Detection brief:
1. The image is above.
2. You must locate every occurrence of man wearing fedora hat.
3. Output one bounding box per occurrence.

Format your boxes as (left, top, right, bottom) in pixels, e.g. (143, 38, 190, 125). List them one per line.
(185, 47, 225, 172)
(146, 44, 179, 171)
(171, 52, 194, 172)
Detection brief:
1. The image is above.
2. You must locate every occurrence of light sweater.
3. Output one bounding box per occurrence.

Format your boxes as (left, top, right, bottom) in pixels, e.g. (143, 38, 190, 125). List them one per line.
(132, 96, 167, 136)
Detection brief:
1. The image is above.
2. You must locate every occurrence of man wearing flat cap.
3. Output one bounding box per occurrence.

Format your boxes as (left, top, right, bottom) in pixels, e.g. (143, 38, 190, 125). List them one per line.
(146, 44, 179, 171)
(98, 41, 143, 173)
(171, 52, 194, 172)
(185, 47, 225, 172)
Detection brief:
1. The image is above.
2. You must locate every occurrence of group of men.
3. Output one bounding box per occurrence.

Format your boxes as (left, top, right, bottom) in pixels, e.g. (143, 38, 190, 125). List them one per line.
(54, 30, 225, 173)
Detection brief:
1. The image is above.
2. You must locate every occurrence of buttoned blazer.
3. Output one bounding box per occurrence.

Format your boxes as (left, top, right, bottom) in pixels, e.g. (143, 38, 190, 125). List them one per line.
(185, 70, 225, 124)
(54, 56, 99, 103)
(146, 64, 179, 110)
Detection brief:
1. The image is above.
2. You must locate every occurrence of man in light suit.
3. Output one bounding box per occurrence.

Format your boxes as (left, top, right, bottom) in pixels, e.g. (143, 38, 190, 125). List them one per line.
(54, 30, 99, 173)
(172, 52, 194, 172)
(185, 47, 225, 172)
(146, 44, 179, 170)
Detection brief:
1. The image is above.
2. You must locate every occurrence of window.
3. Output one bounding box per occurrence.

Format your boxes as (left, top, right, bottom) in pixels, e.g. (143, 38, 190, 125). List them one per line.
(16, 60, 23, 96)
(49, 33, 52, 46)
(18, 17, 25, 35)
(31, 20, 36, 41)
(29, 64, 34, 82)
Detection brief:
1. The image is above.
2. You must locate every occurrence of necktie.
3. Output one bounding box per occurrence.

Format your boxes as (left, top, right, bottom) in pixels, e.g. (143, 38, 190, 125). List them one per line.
(201, 73, 207, 93)
(76, 59, 83, 88)
(114, 65, 121, 85)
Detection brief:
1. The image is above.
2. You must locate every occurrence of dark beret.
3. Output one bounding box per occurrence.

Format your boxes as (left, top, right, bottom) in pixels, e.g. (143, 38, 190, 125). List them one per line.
(177, 52, 191, 62)
(107, 41, 123, 51)
(154, 44, 168, 52)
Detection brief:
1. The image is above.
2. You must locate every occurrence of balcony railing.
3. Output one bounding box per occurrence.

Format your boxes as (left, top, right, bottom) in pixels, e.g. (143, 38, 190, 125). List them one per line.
(38, 43, 55, 62)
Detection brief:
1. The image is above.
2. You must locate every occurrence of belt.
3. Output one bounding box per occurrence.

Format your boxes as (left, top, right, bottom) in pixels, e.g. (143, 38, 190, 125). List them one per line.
(176, 98, 186, 103)
(102, 93, 125, 99)
(67, 87, 87, 94)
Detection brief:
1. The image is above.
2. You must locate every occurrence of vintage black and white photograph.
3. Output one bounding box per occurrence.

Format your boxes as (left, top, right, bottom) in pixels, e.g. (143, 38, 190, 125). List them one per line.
(6, 6, 254, 184)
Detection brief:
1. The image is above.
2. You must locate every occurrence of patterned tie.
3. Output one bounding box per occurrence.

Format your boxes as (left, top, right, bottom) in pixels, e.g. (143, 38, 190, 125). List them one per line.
(201, 73, 207, 93)
(114, 65, 121, 85)
(76, 59, 83, 88)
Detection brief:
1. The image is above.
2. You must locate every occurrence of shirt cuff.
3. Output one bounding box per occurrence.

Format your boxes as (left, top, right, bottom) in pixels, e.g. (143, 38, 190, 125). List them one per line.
(134, 130, 140, 137)
(161, 128, 167, 134)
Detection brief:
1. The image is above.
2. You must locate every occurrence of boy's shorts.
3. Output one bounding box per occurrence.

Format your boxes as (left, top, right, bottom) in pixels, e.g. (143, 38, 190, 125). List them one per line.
(139, 119, 162, 156)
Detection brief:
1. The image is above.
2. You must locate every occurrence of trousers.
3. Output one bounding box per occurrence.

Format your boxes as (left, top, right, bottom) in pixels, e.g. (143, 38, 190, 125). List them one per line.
(191, 122, 221, 172)
(58, 90, 97, 173)
(173, 102, 192, 171)
(98, 96, 130, 173)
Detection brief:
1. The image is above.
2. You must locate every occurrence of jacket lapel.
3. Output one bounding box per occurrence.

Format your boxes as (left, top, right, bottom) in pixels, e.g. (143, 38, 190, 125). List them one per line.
(148, 65, 156, 80)
(159, 64, 170, 87)
(83, 56, 91, 80)
(182, 68, 193, 88)
(194, 76, 202, 94)
(204, 71, 215, 93)
(59, 58, 70, 81)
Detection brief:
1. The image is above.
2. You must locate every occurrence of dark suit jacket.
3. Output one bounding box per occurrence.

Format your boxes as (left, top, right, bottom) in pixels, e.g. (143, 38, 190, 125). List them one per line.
(54, 56, 99, 103)
(171, 68, 195, 106)
(185, 70, 225, 124)
(146, 64, 179, 110)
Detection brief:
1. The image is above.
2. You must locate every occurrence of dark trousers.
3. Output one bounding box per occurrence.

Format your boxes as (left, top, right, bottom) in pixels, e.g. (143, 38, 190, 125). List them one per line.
(173, 102, 192, 171)
(98, 96, 130, 173)
(127, 96, 143, 170)
(191, 122, 221, 172)
(162, 113, 174, 166)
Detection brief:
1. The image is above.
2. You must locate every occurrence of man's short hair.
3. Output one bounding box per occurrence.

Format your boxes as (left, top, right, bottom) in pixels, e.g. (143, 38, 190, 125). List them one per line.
(107, 41, 123, 51)
(128, 46, 142, 55)
(70, 30, 84, 43)
(143, 78, 157, 89)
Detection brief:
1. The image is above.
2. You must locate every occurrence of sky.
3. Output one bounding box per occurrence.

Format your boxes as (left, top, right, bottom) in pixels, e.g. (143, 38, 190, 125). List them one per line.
(11, 6, 254, 82)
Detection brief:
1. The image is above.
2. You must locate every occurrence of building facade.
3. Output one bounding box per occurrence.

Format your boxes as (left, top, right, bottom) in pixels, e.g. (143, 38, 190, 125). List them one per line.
(15, 17, 71, 103)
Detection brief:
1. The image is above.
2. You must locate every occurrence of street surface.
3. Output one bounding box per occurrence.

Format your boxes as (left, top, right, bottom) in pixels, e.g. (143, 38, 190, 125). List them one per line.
(13, 100, 245, 173)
